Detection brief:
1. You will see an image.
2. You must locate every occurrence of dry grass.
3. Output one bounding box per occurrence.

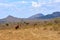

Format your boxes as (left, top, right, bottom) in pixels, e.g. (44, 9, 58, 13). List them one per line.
(0, 27, 60, 40)
(0, 18, 60, 40)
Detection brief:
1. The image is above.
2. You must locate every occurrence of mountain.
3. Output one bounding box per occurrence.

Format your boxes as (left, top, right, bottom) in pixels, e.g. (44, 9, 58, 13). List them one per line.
(0, 12, 60, 23)
(29, 13, 44, 19)
(41, 12, 60, 19)
(0, 15, 22, 23)
(29, 12, 60, 19)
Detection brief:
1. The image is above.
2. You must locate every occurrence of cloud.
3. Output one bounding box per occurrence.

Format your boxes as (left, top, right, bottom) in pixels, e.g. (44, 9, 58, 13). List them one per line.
(10, 1, 28, 5)
(54, 0, 60, 2)
(21, 1, 28, 4)
(31, 1, 41, 8)
(0, 1, 28, 7)
(0, 3, 13, 7)
(0, 1, 50, 8)
(31, 0, 53, 8)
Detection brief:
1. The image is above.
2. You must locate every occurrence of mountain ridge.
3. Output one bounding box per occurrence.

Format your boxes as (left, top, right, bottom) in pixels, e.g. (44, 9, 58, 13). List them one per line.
(29, 12, 60, 19)
(29, 13, 44, 19)
(0, 12, 60, 23)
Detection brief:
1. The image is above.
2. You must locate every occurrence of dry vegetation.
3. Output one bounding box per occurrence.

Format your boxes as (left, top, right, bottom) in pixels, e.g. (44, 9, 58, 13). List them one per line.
(0, 18, 60, 40)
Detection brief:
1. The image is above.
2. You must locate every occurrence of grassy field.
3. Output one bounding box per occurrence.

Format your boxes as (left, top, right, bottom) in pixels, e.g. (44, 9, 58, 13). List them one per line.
(0, 18, 60, 40)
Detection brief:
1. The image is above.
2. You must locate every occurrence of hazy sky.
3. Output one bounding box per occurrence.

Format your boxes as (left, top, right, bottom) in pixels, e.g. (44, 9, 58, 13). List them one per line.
(0, 0, 60, 19)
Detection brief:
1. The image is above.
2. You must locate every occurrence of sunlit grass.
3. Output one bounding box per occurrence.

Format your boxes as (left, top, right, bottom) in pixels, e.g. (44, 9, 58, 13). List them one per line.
(0, 18, 60, 40)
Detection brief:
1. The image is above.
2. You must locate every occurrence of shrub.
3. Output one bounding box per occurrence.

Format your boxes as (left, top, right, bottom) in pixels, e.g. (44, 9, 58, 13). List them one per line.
(24, 22, 29, 25)
(34, 23, 37, 26)
(50, 28, 52, 31)
(57, 32, 60, 34)
(6, 23, 9, 26)
(43, 27, 47, 30)
(46, 22, 53, 26)
(52, 26, 60, 31)
(54, 19, 60, 24)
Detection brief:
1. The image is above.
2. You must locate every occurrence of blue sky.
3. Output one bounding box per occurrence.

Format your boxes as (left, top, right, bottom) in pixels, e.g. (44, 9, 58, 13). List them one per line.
(0, 0, 60, 19)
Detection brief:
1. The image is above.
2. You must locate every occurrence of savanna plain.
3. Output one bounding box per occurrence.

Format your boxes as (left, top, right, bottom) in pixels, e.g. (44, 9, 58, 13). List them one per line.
(0, 18, 60, 40)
